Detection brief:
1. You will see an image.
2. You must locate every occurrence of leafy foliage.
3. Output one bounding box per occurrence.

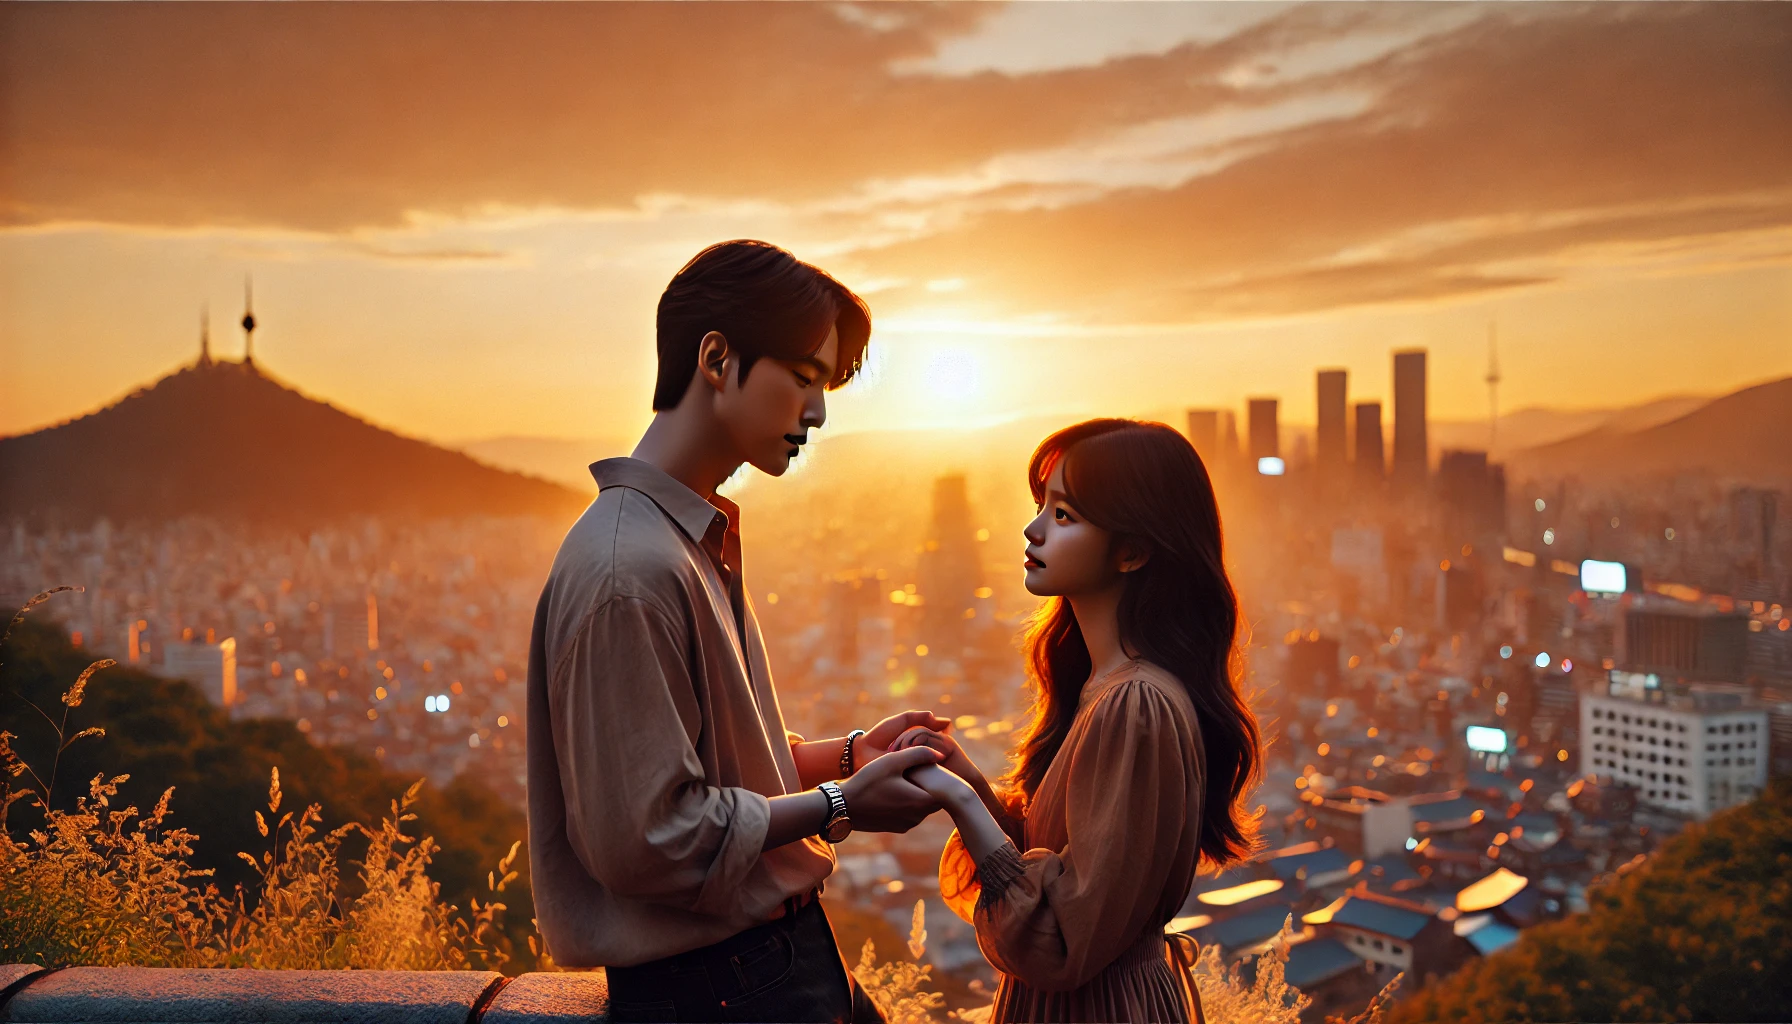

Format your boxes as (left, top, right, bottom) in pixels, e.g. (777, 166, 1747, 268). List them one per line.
(0, 590, 528, 972)
(1392, 776, 1792, 1023)
(0, 608, 538, 969)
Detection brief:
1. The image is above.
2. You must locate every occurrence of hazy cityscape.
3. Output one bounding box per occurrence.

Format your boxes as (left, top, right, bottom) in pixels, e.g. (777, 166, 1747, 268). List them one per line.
(4, 4, 1790, 1018)
(6, 340, 1787, 1016)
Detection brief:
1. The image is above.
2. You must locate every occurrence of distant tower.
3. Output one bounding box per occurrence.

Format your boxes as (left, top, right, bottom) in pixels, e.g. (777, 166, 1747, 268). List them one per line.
(1485, 323, 1502, 451)
(240, 275, 257, 368)
(1247, 398, 1280, 466)
(1186, 409, 1222, 465)
(1391, 349, 1428, 493)
(197, 304, 213, 367)
(1316, 369, 1348, 488)
(1354, 401, 1385, 489)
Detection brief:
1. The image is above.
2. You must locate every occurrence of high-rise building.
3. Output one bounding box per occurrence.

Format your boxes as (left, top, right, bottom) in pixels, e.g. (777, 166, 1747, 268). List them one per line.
(1437, 449, 1509, 541)
(1186, 409, 1222, 464)
(1618, 598, 1749, 683)
(1354, 402, 1385, 487)
(165, 636, 237, 707)
(1247, 398, 1280, 466)
(1582, 685, 1767, 818)
(1392, 350, 1428, 492)
(1316, 369, 1348, 486)
(917, 474, 983, 671)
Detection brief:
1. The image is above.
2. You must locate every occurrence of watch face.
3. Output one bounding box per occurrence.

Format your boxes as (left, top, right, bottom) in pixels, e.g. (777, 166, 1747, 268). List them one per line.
(825, 815, 853, 843)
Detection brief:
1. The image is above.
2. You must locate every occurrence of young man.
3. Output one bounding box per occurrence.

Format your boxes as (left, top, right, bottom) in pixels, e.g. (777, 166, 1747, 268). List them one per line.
(526, 240, 951, 1023)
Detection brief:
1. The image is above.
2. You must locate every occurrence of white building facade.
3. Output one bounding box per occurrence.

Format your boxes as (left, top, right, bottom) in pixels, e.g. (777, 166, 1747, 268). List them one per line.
(164, 637, 237, 708)
(1581, 686, 1767, 818)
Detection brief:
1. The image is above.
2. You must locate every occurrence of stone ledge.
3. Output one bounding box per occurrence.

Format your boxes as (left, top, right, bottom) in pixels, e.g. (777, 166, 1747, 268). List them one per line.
(0, 966, 609, 1023)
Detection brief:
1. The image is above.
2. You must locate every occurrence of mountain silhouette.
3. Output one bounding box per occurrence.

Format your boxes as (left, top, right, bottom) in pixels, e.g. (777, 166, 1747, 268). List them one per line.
(1507, 376, 1792, 483)
(0, 359, 588, 527)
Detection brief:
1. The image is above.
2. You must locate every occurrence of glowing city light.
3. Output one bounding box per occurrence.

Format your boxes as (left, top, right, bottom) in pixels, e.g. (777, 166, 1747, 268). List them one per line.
(1257, 456, 1286, 476)
(425, 694, 451, 713)
(1534, 499, 1546, 512)
(1535, 652, 1551, 668)
(1499, 645, 1513, 659)
(1542, 529, 1556, 545)
(1580, 559, 1627, 594)
(1466, 726, 1509, 753)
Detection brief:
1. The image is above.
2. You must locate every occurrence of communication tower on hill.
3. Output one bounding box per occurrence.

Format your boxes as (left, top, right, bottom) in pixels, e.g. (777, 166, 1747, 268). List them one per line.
(241, 275, 258, 368)
(197, 304, 212, 367)
(1486, 322, 1501, 451)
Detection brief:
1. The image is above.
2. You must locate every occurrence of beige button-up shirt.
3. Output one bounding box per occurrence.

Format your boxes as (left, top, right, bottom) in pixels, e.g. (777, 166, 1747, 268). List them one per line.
(526, 457, 834, 968)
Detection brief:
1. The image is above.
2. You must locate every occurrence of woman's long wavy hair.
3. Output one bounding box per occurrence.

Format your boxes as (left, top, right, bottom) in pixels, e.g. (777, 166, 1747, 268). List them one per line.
(1000, 418, 1263, 871)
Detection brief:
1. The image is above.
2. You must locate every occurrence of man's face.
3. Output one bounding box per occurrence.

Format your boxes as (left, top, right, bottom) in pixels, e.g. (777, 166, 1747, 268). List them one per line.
(717, 324, 836, 477)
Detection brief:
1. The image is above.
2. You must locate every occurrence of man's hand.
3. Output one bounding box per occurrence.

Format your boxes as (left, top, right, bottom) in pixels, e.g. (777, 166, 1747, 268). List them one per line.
(857, 710, 953, 773)
(839, 745, 946, 834)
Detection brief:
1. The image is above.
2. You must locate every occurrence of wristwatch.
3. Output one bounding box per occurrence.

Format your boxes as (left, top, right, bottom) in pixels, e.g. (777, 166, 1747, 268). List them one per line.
(817, 781, 853, 843)
(841, 729, 867, 778)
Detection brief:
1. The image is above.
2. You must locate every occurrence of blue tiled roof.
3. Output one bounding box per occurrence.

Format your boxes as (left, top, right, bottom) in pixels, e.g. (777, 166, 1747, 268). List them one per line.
(1456, 915, 1522, 956)
(1196, 864, 1261, 894)
(1363, 855, 1421, 885)
(1283, 938, 1366, 989)
(1329, 897, 1431, 941)
(1411, 796, 1481, 824)
(1198, 903, 1298, 952)
(1266, 846, 1354, 881)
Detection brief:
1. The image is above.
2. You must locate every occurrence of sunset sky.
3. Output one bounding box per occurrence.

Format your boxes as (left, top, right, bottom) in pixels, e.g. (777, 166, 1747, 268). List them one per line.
(3, 2, 1789, 447)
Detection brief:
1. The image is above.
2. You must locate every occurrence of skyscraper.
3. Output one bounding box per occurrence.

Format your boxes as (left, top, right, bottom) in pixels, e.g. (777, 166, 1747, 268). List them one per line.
(1316, 369, 1348, 485)
(918, 473, 982, 671)
(1247, 398, 1280, 468)
(1355, 401, 1385, 487)
(1392, 349, 1428, 492)
(1186, 409, 1221, 464)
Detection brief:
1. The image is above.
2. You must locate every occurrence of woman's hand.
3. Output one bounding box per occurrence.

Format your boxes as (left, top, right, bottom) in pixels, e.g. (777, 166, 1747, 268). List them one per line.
(890, 726, 986, 789)
(903, 762, 977, 813)
(904, 763, 1014, 865)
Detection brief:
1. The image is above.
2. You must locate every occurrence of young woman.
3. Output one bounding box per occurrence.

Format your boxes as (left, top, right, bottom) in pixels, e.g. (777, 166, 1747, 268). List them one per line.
(894, 418, 1263, 1024)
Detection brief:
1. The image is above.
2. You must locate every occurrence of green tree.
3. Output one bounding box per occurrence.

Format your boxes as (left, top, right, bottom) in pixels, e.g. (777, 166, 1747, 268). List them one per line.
(1, 614, 537, 971)
(1393, 777, 1792, 1023)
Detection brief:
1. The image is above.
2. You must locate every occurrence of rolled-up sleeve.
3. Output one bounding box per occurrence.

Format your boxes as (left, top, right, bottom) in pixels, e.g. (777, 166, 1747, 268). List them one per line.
(550, 594, 769, 917)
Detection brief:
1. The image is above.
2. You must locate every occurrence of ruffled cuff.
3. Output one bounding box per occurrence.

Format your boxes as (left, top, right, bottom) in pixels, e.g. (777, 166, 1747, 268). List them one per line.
(974, 841, 1025, 913)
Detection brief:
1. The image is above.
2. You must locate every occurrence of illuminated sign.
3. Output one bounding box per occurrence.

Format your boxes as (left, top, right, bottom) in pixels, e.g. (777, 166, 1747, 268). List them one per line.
(1580, 559, 1627, 594)
(1257, 457, 1286, 476)
(1465, 725, 1509, 753)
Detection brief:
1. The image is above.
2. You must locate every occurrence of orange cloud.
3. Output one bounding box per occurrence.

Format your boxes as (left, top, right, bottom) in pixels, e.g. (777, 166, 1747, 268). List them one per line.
(2, 1, 1787, 327)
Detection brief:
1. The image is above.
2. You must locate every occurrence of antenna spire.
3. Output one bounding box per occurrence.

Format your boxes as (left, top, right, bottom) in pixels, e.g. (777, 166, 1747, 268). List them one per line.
(241, 275, 257, 368)
(198, 303, 212, 367)
(1485, 321, 1502, 451)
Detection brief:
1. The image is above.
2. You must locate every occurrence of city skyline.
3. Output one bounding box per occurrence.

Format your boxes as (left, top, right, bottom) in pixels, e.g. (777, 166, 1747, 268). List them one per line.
(4, 3, 1790, 443)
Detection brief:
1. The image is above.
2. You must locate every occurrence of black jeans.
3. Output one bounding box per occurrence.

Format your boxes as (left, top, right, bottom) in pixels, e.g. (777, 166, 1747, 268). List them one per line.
(605, 901, 886, 1024)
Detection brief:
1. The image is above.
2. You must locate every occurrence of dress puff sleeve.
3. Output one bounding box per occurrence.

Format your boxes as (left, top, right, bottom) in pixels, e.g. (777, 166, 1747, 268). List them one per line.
(955, 679, 1201, 993)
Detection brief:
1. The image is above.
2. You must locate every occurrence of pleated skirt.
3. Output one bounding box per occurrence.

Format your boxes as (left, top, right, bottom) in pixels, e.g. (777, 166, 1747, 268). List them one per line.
(987, 932, 1204, 1024)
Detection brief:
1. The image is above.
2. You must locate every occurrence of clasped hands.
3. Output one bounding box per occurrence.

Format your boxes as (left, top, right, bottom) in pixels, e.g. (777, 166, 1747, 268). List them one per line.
(842, 710, 989, 833)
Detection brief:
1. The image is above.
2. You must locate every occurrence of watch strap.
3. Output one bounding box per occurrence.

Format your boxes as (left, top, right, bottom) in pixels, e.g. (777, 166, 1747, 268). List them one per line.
(817, 781, 849, 842)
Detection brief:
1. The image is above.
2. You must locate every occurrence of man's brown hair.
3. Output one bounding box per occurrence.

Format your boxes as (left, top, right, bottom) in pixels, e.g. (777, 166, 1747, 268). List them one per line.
(653, 240, 871, 410)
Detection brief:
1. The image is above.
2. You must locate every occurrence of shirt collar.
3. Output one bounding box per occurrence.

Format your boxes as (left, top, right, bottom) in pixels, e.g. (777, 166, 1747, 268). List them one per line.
(590, 457, 733, 545)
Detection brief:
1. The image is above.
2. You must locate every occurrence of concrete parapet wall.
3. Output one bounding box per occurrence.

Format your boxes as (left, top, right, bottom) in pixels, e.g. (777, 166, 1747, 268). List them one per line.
(0, 965, 609, 1023)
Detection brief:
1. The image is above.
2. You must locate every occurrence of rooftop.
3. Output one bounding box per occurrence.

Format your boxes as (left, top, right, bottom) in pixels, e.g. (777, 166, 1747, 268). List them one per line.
(1283, 937, 1368, 989)
(1197, 902, 1300, 952)
(1327, 893, 1434, 941)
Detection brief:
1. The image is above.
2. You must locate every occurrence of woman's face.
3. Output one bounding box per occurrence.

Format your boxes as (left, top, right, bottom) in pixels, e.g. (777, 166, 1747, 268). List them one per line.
(1022, 460, 1127, 597)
